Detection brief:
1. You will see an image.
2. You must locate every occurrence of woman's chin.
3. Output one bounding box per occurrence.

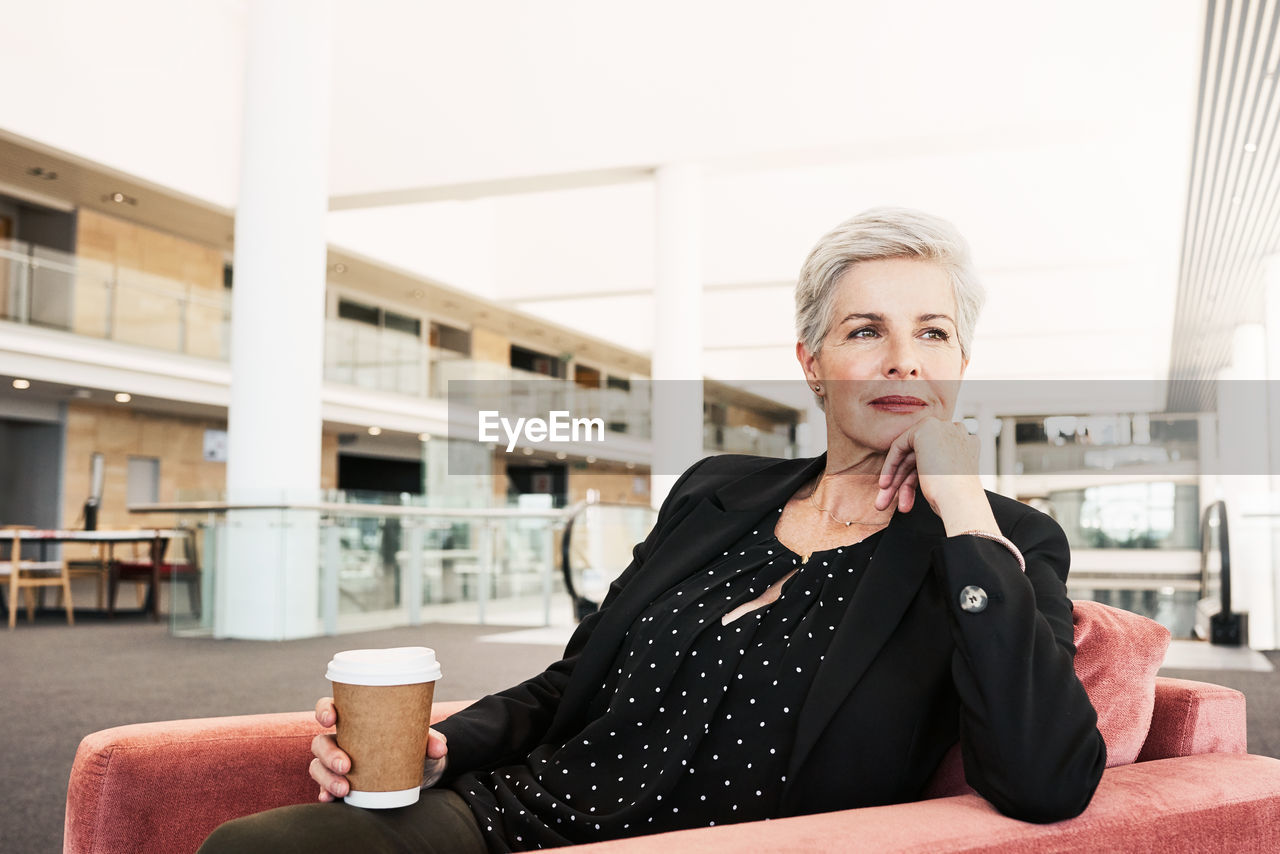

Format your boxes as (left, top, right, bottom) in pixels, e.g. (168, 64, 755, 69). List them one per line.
(834, 413, 937, 452)
(831, 431, 900, 456)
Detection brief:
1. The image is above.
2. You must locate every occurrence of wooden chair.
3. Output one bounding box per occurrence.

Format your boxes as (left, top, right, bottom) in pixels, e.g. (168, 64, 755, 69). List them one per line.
(1, 526, 75, 629)
(66, 543, 111, 610)
(108, 528, 201, 617)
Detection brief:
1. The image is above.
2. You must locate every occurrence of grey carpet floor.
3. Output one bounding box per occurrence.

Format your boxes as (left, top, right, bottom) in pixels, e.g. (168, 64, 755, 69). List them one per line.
(6, 611, 1280, 854)
(4, 611, 564, 854)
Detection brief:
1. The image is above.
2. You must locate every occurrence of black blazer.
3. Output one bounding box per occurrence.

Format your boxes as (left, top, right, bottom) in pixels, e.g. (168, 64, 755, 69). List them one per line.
(437, 453, 1106, 823)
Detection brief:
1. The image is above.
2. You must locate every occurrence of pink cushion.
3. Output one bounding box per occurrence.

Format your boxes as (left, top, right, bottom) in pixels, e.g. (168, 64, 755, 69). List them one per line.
(923, 600, 1170, 798)
(1071, 600, 1170, 766)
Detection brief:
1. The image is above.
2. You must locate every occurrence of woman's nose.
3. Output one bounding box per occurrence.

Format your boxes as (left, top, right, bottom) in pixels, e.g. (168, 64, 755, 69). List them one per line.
(882, 339, 920, 377)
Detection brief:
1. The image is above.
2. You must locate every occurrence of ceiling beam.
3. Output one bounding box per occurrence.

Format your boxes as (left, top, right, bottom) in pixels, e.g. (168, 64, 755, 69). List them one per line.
(329, 165, 655, 210)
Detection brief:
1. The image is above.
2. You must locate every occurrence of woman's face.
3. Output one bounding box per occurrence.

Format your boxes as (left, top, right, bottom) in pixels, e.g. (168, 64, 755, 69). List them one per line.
(797, 257, 968, 456)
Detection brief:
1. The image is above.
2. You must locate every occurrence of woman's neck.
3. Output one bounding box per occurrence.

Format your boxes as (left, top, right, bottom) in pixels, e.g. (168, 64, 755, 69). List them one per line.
(808, 450, 896, 524)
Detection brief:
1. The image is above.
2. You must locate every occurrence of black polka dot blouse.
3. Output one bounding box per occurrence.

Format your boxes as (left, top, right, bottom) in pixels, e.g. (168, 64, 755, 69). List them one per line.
(452, 510, 881, 852)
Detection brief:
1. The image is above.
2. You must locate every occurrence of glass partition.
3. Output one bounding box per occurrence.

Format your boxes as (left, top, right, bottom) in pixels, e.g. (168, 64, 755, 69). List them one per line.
(1, 237, 230, 360)
(155, 493, 588, 638)
(1050, 482, 1201, 550)
(1014, 414, 1199, 475)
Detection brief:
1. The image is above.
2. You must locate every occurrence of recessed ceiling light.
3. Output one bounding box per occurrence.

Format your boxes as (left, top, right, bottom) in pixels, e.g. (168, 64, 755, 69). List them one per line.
(411, 289, 425, 299)
(586, 456, 597, 464)
(332, 263, 347, 274)
(555, 451, 567, 460)
(626, 461, 636, 469)
(1244, 142, 1258, 153)
(114, 392, 131, 403)
(368, 426, 382, 436)
(72, 388, 92, 399)
(522, 446, 534, 455)
(12, 378, 30, 389)
(418, 432, 432, 442)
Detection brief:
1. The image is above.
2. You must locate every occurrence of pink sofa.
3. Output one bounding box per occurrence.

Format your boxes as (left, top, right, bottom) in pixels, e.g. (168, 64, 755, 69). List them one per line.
(65, 603, 1280, 853)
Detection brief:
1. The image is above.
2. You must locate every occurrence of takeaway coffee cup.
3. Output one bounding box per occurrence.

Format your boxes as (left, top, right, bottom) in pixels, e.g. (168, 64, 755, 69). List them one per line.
(325, 646, 443, 809)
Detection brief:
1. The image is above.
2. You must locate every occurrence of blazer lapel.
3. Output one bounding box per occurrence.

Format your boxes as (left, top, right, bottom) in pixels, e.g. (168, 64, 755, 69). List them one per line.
(626, 453, 829, 606)
(785, 498, 947, 783)
(552, 454, 828, 735)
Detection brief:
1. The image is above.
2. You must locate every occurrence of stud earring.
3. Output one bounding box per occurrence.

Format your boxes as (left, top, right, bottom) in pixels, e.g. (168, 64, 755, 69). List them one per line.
(813, 384, 822, 394)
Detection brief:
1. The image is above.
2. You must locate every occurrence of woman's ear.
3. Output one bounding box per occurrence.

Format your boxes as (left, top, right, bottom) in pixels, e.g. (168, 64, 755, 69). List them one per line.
(796, 340, 820, 386)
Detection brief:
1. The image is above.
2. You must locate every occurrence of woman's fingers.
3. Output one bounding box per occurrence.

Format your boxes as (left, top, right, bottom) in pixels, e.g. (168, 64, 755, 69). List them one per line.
(315, 696, 337, 728)
(311, 732, 351, 800)
(312, 699, 343, 800)
(876, 441, 917, 511)
(883, 452, 916, 511)
(878, 427, 916, 489)
(426, 727, 448, 760)
(422, 728, 449, 788)
(897, 471, 918, 513)
(310, 756, 349, 800)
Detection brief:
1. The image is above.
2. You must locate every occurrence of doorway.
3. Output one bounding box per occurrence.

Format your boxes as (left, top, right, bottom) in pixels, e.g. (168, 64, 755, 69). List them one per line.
(0, 418, 64, 530)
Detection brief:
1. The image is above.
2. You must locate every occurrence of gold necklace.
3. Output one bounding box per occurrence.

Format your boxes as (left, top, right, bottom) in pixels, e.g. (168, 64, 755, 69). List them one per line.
(807, 480, 887, 528)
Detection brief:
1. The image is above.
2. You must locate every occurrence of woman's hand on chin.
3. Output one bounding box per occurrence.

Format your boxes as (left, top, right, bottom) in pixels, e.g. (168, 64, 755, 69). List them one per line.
(874, 417, 992, 530)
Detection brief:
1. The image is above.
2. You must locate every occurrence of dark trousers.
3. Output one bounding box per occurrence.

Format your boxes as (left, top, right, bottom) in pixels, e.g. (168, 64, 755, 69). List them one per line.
(197, 788, 488, 854)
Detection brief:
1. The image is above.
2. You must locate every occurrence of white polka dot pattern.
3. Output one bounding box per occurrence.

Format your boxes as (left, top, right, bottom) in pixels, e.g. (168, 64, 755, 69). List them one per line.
(452, 514, 881, 851)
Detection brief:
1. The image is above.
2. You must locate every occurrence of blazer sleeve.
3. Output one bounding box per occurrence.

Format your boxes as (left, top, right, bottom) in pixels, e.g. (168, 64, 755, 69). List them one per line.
(433, 456, 713, 781)
(934, 509, 1107, 823)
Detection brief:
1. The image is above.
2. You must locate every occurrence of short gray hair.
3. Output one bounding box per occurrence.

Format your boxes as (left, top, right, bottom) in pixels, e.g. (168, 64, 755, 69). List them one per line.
(795, 207, 985, 361)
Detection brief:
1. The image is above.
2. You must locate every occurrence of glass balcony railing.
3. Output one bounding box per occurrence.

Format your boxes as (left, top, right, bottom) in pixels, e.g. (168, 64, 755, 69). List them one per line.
(1, 238, 231, 359)
(129, 492, 656, 638)
(3, 240, 800, 455)
(704, 422, 796, 458)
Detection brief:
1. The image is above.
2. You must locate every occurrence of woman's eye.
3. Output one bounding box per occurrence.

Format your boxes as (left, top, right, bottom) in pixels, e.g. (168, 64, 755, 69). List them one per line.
(849, 327, 878, 339)
(922, 328, 951, 341)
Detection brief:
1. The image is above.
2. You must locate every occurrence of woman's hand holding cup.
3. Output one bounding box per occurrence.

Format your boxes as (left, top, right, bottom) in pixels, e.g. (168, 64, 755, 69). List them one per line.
(310, 697, 449, 802)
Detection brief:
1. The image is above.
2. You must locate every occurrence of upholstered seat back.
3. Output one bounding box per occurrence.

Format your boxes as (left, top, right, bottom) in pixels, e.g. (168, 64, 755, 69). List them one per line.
(923, 599, 1177, 798)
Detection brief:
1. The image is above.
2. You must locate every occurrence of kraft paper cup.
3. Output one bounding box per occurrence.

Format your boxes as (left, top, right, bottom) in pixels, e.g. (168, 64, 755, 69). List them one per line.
(325, 646, 443, 809)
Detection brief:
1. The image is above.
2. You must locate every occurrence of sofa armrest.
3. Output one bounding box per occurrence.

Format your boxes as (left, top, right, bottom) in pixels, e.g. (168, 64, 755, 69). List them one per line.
(64, 701, 472, 854)
(567, 754, 1280, 854)
(1138, 677, 1246, 762)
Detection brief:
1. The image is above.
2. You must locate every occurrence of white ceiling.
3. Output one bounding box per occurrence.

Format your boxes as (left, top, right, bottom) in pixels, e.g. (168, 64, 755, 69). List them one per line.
(0, 0, 1211, 398)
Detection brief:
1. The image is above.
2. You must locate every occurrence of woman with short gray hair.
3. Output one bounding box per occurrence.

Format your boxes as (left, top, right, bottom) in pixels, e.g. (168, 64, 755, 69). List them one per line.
(203, 208, 1104, 853)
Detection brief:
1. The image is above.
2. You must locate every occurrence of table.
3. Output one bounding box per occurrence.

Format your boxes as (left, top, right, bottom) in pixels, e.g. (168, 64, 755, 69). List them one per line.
(8, 529, 186, 621)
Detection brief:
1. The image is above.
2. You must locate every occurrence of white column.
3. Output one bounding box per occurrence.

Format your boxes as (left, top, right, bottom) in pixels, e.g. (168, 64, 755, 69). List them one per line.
(1264, 257, 1280, 648)
(650, 164, 704, 510)
(219, 0, 333, 639)
(1216, 324, 1274, 649)
(975, 403, 998, 494)
(997, 416, 1018, 499)
(1266, 257, 1280, 498)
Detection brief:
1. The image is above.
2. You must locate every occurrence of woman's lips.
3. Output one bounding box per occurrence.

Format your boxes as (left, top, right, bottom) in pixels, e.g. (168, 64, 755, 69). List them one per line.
(869, 395, 928, 413)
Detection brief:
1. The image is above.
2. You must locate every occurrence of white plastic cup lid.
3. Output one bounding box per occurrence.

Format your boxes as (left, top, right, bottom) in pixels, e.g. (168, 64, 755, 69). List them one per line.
(325, 646, 442, 686)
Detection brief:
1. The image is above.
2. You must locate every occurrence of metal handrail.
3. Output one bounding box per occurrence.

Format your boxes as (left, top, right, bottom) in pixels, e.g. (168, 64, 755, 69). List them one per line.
(1198, 500, 1227, 601)
(128, 500, 571, 520)
(559, 499, 656, 620)
(1199, 499, 1246, 646)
